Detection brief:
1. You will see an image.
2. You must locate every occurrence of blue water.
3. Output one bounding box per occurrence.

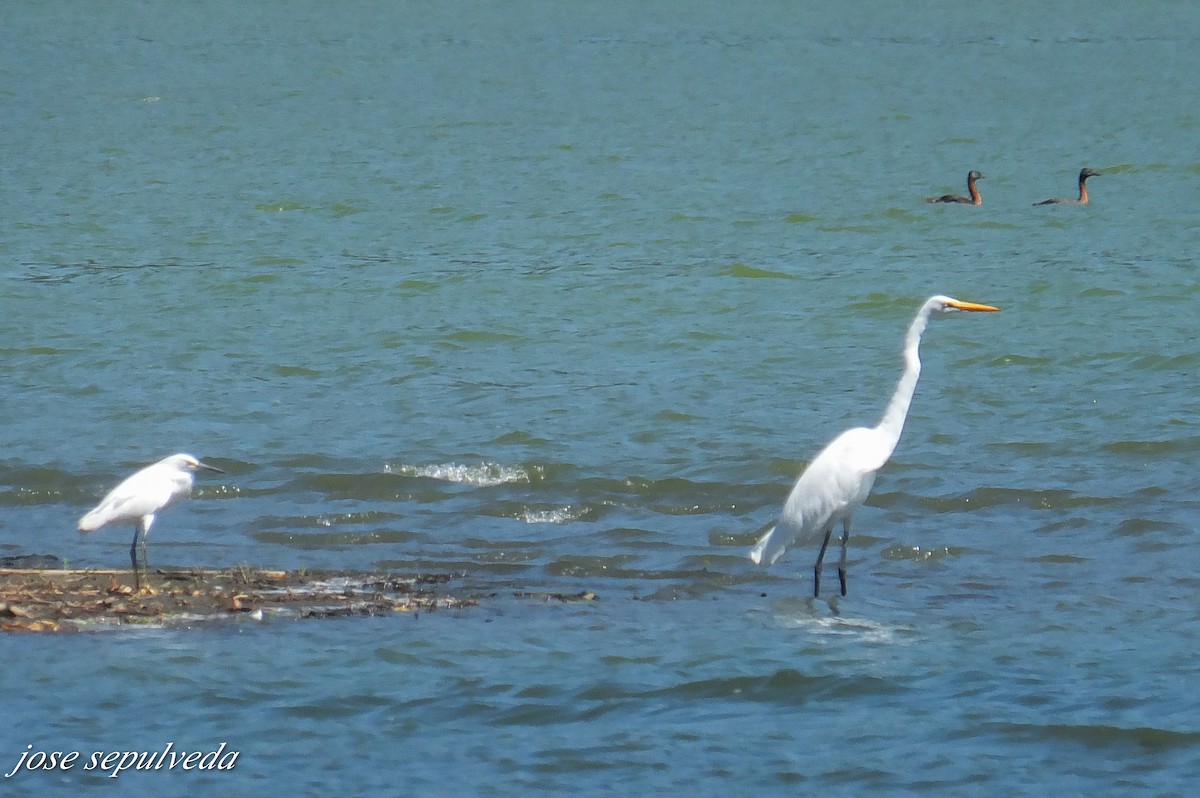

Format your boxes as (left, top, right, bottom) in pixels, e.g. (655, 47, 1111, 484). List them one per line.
(3, 1, 1200, 795)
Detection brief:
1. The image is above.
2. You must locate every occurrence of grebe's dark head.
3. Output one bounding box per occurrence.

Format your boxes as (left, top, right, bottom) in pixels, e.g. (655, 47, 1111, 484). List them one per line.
(1079, 167, 1100, 180)
(968, 170, 985, 181)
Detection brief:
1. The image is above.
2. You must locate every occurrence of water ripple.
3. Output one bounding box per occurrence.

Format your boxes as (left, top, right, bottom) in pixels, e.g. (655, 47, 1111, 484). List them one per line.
(993, 722, 1200, 751)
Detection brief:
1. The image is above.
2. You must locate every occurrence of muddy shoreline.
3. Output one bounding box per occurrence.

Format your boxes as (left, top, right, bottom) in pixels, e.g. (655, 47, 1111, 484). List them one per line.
(0, 559, 597, 632)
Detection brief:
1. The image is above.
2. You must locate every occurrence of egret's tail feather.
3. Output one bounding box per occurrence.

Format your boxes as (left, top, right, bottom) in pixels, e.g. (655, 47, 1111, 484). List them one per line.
(78, 501, 127, 533)
(749, 525, 779, 565)
(78, 509, 107, 533)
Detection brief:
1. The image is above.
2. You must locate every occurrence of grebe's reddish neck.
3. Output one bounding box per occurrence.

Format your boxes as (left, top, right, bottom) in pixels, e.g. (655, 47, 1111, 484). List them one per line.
(1035, 167, 1100, 206)
(926, 170, 984, 205)
(1077, 169, 1094, 204)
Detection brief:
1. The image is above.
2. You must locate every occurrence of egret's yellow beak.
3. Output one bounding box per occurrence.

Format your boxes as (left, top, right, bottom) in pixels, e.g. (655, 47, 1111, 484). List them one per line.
(946, 299, 1000, 312)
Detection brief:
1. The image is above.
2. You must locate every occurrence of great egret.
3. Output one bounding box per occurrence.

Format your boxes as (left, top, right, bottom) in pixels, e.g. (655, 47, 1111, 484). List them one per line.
(749, 295, 999, 597)
(1034, 167, 1100, 206)
(78, 453, 225, 587)
(925, 170, 985, 206)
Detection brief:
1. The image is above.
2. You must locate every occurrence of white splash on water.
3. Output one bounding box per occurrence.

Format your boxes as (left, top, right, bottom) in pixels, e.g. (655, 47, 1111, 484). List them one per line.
(787, 615, 902, 644)
(385, 461, 533, 487)
(519, 506, 581, 524)
(766, 598, 916, 645)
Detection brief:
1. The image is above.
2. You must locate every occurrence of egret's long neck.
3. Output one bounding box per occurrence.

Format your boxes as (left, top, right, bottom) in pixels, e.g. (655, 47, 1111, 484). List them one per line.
(874, 304, 931, 450)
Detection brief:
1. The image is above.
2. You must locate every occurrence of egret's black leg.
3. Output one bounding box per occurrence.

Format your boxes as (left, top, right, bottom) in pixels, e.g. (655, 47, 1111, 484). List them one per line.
(837, 520, 850, 597)
(130, 527, 143, 590)
(812, 528, 834, 598)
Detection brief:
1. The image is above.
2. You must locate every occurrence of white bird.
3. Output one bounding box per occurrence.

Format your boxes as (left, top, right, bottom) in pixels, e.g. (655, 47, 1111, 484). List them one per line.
(78, 453, 225, 586)
(750, 295, 999, 597)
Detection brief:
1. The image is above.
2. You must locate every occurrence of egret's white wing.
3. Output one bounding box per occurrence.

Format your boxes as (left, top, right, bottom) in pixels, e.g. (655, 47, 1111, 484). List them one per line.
(750, 427, 886, 566)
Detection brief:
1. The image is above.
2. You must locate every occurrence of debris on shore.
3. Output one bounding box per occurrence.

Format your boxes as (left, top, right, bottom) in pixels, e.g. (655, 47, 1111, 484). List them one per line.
(0, 565, 482, 632)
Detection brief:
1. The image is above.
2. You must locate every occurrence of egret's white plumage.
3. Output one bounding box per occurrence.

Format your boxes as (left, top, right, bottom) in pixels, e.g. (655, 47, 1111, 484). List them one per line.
(79, 453, 224, 585)
(750, 295, 999, 597)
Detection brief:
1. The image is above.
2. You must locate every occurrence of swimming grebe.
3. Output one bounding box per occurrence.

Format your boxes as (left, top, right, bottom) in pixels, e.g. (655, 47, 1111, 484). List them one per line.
(925, 170, 984, 206)
(1034, 167, 1100, 206)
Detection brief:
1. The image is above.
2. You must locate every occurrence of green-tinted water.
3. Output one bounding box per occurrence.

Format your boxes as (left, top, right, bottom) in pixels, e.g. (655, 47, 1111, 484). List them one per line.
(3, 1, 1199, 794)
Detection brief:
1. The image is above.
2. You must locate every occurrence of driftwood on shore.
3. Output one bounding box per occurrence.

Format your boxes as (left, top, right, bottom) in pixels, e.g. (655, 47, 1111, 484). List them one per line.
(0, 560, 597, 633)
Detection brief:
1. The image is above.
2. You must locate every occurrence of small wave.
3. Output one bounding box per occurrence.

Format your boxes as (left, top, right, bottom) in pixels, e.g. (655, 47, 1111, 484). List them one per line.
(910, 486, 1119, 512)
(994, 721, 1200, 750)
(1103, 436, 1200, 457)
(520, 506, 583, 524)
(722, 263, 796, 279)
(774, 612, 908, 645)
(0, 486, 69, 507)
(759, 596, 916, 644)
(880, 544, 967, 562)
(384, 461, 535, 487)
(1113, 517, 1188, 538)
(308, 511, 402, 528)
(252, 527, 419, 548)
(644, 668, 904, 704)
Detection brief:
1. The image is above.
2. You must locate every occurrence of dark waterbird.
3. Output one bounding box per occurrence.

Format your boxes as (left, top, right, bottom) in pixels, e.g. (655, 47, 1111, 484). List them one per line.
(1034, 167, 1101, 205)
(925, 170, 985, 206)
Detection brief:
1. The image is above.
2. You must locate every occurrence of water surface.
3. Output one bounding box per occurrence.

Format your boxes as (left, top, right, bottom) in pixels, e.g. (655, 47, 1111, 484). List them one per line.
(2, 1, 1200, 795)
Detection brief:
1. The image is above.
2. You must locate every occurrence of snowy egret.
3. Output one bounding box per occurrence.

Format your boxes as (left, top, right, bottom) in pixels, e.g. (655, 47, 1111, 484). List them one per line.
(750, 295, 999, 597)
(1034, 167, 1100, 206)
(78, 453, 224, 586)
